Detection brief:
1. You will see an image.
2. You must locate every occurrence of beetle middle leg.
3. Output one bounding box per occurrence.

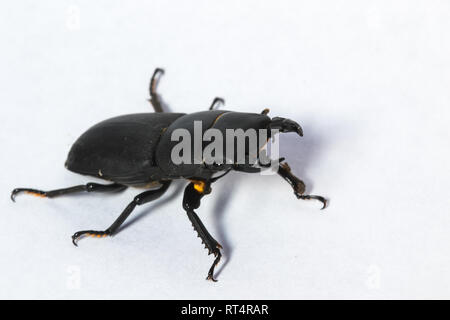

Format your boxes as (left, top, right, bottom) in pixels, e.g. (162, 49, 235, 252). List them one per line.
(183, 181, 223, 282)
(11, 182, 126, 202)
(71, 181, 171, 246)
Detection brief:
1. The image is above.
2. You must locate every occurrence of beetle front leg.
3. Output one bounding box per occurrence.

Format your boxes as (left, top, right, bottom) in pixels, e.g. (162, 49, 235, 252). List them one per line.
(277, 161, 327, 209)
(11, 182, 126, 202)
(183, 181, 223, 282)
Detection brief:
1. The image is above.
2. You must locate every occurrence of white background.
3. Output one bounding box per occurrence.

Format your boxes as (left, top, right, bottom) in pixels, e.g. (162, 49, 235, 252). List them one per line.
(1, 1, 449, 299)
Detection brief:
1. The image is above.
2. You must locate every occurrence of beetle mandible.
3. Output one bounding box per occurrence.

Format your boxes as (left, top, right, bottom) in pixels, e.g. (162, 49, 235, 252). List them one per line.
(11, 68, 327, 281)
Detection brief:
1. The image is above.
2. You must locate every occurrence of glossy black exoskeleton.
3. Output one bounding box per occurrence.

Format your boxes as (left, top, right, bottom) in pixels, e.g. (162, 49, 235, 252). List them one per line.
(11, 68, 326, 281)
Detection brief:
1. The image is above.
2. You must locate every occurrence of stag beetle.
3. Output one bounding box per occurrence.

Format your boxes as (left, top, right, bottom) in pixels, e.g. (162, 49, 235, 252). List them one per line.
(11, 68, 327, 281)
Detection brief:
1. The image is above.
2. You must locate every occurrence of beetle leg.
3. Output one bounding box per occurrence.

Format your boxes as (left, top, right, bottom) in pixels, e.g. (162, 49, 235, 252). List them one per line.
(277, 161, 327, 209)
(209, 97, 225, 110)
(148, 68, 165, 113)
(71, 181, 171, 246)
(10, 183, 126, 202)
(183, 181, 223, 282)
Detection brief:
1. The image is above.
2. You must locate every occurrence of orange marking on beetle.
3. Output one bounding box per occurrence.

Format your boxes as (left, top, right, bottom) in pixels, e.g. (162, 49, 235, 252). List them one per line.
(211, 112, 226, 126)
(25, 191, 46, 198)
(190, 180, 206, 193)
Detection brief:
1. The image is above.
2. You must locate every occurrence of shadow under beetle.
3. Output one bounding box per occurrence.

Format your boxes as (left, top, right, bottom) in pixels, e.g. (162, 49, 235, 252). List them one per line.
(11, 68, 327, 281)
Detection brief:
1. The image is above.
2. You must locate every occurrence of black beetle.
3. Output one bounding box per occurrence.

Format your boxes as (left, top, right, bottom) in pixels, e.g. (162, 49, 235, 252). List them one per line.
(11, 68, 326, 281)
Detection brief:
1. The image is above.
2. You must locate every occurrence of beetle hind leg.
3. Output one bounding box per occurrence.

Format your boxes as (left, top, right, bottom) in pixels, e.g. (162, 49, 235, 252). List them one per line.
(71, 230, 110, 245)
(11, 188, 47, 201)
(11, 183, 126, 202)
